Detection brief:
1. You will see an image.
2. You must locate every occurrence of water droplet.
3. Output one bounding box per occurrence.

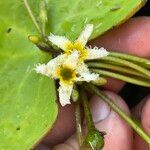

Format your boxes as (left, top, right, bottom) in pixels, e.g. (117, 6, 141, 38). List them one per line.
(96, 0, 102, 7)
(110, 4, 121, 11)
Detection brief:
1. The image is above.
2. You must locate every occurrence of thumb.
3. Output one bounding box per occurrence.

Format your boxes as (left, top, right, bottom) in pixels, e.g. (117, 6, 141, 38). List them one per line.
(51, 92, 132, 150)
(132, 96, 150, 150)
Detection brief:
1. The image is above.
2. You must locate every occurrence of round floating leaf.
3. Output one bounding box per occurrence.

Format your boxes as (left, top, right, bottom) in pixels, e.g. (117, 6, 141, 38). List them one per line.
(0, 1, 58, 149)
(46, 0, 145, 40)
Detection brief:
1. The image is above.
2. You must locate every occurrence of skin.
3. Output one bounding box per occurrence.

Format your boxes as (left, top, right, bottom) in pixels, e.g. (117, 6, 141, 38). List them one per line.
(37, 17, 150, 150)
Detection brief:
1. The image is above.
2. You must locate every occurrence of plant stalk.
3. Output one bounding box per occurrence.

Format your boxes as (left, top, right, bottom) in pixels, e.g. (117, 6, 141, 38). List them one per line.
(91, 68, 150, 87)
(84, 84, 150, 145)
(81, 89, 95, 130)
(74, 101, 82, 148)
(110, 52, 150, 68)
(39, 0, 48, 36)
(96, 56, 150, 77)
(87, 62, 148, 79)
(22, 0, 42, 34)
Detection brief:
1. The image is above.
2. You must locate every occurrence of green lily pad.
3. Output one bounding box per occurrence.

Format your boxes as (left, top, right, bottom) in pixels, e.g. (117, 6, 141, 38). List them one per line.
(0, 1, 57, 149)
(46, 0, 145, 40)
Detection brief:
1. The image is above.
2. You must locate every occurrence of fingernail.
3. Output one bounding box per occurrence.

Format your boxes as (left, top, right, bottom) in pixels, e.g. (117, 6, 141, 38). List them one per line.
(90, 96, 111, 123)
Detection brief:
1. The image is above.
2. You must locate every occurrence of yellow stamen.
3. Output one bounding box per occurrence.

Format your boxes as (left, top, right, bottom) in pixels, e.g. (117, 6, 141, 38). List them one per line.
(65, 41, 87, 62)
(57, 65, 76, 84)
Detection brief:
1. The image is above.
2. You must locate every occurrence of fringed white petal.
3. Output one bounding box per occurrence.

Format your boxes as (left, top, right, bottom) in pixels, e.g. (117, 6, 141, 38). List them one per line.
(64, 51, 79, 69)
(58, 82, 73, 106)
(35, 63, 51, 77)
(47, 54, 67, 77)
(48, 33, 70, 51)
(79, 72, 99, 82)
(76, 63, 99, 82)
(76, 24, 93, 46)
(86, 47, 109, 60)
(76, 62, 89, 73)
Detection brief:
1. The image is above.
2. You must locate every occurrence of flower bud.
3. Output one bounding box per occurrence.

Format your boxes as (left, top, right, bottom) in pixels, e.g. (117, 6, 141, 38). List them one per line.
(91, 77, 107, 86)
(28, 35, 51, 52)
(81, 128, 105, 150)
(28, 35, 41, 44)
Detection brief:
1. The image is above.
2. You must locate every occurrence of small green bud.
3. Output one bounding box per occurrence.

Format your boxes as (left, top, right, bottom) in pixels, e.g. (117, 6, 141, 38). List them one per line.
(91, 77, 107, 86)
(28, 35, 51, 52)
(28, 35, 42, 44)
(82, 128, 105, 150)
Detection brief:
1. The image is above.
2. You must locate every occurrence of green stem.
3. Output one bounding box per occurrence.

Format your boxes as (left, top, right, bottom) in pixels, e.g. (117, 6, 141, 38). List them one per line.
(39, 0, 48, 36)
(87, 62, 148, 79)
(75, 101, 82, 148)
(81, 89, 95, 129)
(91, 76, 107, 86)
(110, 52, 150, 68)
(84, 84, 150, 145)
(42, 22, 46, 36)
(23, 0, 59, 54)
(23, 0, 41, 33)
(96, 56, 150, 77)
(91, 68, 150, 87)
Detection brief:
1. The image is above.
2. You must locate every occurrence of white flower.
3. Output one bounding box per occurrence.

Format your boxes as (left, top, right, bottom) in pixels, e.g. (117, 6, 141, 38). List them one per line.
(35, 51, 99, 106)
(35, 24, 109, 106)
(48, 24, 109, 62)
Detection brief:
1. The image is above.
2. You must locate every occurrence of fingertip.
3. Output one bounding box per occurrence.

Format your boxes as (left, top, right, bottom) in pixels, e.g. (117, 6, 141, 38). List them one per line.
(91, 16, 150, 58)
(90, 17, 150, 92)
(103, 78, 125, 93)
(102, 91, 130, 114)
(90, 95, 111, 123)
(90, 91, 130, 124)
(53, 144, 74, 150)
(141, 98, 150, 134)
(90, 92, 133, 150)
(52, 135, 77, 150)
(52, 92, 133, 150)
(36, 144, 49, 150)
(132, 96, 150, 150)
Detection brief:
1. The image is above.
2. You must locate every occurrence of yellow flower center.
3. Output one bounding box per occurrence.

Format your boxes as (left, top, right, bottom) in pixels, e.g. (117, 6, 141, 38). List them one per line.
(57, 65, 76, 84)
(65, 41, 87, 62)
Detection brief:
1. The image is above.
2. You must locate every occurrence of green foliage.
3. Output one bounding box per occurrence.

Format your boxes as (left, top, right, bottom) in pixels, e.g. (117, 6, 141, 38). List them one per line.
(0, 1, 57, 149)
(82, 128, 105, 150)
(0, 0, 145, 149)
(46, 0, 145, 40)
